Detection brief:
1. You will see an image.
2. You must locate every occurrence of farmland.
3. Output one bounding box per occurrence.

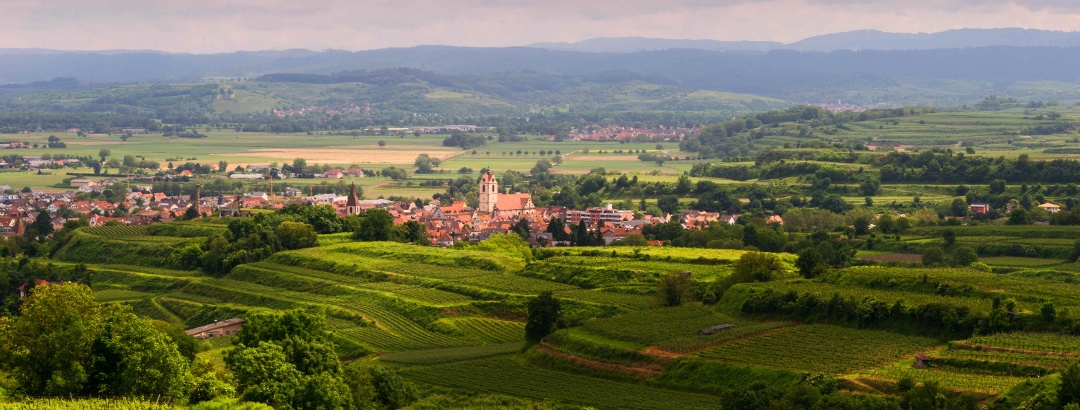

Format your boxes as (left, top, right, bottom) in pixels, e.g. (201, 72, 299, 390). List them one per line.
(29, 216, 1080, 409)
(15, 103, 1080, 408)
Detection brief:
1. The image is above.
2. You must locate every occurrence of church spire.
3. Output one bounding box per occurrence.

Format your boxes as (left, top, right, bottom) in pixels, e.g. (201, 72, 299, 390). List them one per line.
(346, 183, 361, 215)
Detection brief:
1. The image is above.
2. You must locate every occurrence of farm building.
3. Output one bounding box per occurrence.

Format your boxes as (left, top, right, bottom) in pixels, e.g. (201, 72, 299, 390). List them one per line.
(1038, 203, 1061, 214)
(185, 318, 245, 339)
(914, 354, 933, 368)
(69, 179, 99, 188)
(970, 203, 990, 214)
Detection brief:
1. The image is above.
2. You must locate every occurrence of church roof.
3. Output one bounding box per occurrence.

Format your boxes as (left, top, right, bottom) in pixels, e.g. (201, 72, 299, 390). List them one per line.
(480, 172, 497, 183)
(496, 193, 533, 211)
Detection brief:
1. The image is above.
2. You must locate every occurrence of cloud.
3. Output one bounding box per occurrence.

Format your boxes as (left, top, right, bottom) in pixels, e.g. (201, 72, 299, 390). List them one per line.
(1, 0, 1079, 52)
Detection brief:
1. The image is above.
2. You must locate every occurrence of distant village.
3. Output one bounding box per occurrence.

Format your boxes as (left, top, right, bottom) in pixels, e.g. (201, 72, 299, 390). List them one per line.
(0, 170, 739, 247)
(554, 125, 702, 142)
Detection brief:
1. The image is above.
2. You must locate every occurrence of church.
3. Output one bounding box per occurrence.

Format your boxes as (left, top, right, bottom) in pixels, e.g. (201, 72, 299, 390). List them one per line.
(477, 172, 534, 217)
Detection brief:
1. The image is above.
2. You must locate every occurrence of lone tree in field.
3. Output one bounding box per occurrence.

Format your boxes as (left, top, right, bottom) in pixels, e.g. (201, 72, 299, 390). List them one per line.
(98, 149, 111, 162)
(922, 247, 946, 266)
(942, 229, 956, 247)
(657, 272, 695, 307)
(525, 291, 561, 343)
(796, 247, 826, 279)
(378, 140, 386, 148)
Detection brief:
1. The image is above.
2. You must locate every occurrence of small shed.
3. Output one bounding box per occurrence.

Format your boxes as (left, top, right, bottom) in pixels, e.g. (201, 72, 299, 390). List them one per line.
(914, 354, 933, 368)
(185, 318, 245, 340)
(698, 324, 735, 336)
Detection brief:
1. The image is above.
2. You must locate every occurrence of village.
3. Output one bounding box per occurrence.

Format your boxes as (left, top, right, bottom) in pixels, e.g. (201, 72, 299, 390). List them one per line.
(0, 171, 741, 247)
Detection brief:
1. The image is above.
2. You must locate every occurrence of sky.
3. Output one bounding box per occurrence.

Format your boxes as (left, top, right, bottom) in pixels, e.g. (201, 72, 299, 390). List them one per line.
(2, 0, 1080, 53)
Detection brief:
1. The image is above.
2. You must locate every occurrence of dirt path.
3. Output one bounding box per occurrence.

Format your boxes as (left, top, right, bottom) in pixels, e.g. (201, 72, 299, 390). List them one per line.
(536, 343, 664, 378)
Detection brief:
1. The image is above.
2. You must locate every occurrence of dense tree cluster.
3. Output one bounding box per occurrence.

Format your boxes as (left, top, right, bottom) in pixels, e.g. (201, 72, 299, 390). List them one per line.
(0, 284, 190, 400)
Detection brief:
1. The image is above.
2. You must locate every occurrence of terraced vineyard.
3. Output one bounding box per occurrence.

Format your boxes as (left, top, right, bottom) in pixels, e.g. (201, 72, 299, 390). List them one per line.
(380, 342, 521, 364)
(962, 333, 1080, 354)
(695, 325, 939, 374)
(445, 318, 526, 344)
(402, 357, 720, 410)
(82, 225, 148, 238)
(68, 220, 1080, 407)
(582, 304, 770, 346)
(860, 361, 1026, 394)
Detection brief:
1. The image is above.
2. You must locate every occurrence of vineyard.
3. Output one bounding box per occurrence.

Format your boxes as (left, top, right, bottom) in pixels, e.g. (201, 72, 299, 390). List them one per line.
(401, 357, 720, 410)
(694, 325, 939, 374)
(62, 220, 1080, 407)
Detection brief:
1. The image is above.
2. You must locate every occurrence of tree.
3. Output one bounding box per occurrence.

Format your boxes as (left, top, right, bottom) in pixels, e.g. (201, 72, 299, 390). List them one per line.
(276, 222, 318, 250)
(0, 283, 103, 395)
(796, 248, 826, 279)
(27, 210, 54, 240)
(859, 178, 881, 196)
(709, 252, 785, 299)
(989, 179, 1007, 195)
(656, 272, 695, 307)
(414, 154, 437, 173)
(393, 221, 429, 245)
(378, 140, 386, 148)
(88, 308, 191, 399)
(546, 217, 569, 242)
(1060, 363, 1080, 408)
(525, 291, 561, 343)
(950, 198, 969, 217)
(292, 158, 306, 175)
(942, 229, 956, 247)
(657, 195, 681, 215)
(226, 309, 351, 409)
(675, 174, 692, 195)
(354, 209, 394, 241)
(1007, 209, 1031, 225)
(98, 149, 111, 162)
(1042, 302, 1057, 324)
(183, 204, 201, 220)
(0, 284, 188, 399)
(732, 252, 785, 282)
(611, 234, 648, 246)
(511, 218, 531, 240)
(952, 246, 978, 267)
(922, 247, 946, 266)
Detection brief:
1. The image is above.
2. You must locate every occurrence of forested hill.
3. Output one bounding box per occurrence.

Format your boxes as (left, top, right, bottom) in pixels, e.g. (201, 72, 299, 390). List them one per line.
(6, 46, 1080, 105)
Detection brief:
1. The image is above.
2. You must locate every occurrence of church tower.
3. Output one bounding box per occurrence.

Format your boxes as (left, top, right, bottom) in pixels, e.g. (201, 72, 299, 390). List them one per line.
(345, 183, 361, 215)
(478, 172, 498, 213)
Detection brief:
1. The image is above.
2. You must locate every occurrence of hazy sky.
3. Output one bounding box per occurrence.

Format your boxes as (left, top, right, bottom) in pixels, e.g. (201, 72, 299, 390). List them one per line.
(2, 0, 1080, 52)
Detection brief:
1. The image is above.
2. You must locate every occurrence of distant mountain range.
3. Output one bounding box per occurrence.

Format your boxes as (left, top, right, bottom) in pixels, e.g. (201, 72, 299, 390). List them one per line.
(529, 28, 1080, 53)
(4, 28, 1080, 107)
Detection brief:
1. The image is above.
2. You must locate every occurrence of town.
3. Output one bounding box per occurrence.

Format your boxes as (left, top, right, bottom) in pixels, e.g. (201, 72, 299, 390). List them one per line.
(1, 170, 738, 248)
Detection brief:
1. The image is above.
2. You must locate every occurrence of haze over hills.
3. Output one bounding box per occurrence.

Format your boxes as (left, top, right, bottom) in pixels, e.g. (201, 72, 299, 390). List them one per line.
(528, 28, 1080, 53)
(3, 28, 1080, 107)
